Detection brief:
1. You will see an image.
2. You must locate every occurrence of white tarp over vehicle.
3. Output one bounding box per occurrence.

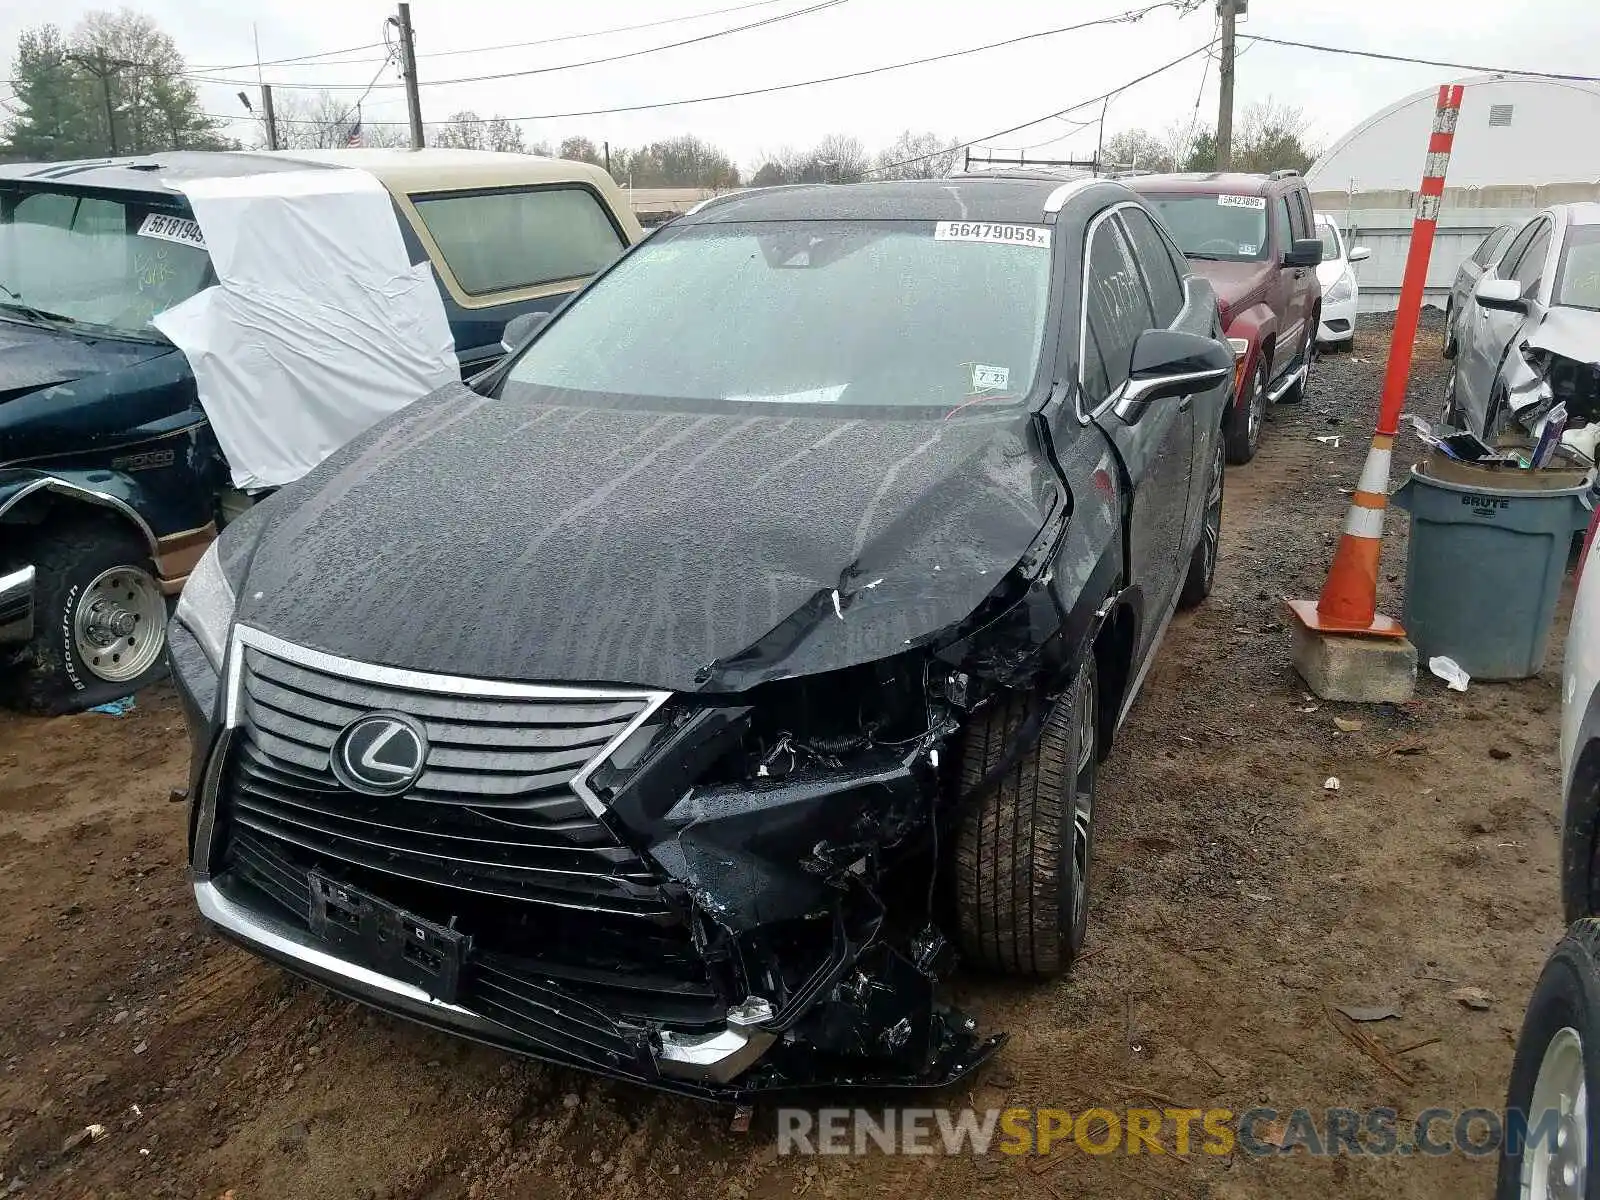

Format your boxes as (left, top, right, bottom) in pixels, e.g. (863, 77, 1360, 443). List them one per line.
(152, 167, 457, 490)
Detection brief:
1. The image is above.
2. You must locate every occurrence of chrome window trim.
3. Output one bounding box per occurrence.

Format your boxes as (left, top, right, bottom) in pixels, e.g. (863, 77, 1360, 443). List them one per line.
(1075, 200, 1170, 425)
(221, 624, 672, 819)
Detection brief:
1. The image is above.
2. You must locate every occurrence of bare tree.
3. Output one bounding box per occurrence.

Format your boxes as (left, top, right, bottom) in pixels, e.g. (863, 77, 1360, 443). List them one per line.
(66, 9, 229, 153)
(430, 110, 528, 152)
(1231, 99, 1320, 174)
(558, 135, 603, 166)
(1099, 128, 1173, 173)
(872, 131, 958, 180)
(261, 90, 358, 150)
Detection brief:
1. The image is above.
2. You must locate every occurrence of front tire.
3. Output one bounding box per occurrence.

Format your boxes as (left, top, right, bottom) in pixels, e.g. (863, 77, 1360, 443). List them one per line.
(954, 657, 1098, 978)
(1496, 920, 1600, 1200)
(1179, 432, 1225, 610)
(2, 523, 170, 715)
(1224, 357, 1268, 465)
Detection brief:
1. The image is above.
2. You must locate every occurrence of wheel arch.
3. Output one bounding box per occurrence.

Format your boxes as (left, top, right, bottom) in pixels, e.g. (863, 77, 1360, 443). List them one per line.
(1563, 734, 1600, 923)
(0, 476, 161, 563)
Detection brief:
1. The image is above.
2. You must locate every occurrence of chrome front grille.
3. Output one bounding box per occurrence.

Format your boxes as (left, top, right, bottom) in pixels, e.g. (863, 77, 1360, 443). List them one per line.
(218, 628, 675, 919)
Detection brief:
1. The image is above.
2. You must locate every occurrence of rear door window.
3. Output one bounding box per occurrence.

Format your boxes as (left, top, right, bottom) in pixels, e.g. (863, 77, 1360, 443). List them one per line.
(1510, 221, 1552, 296)
(410, 185, 626, 296)
(1474, 225, 1512, 266)
(1289, 191, 1313, 242)
(1118, 207, 1185, 326)
(1495, 221, 1539, 277)
(1273, 197, 1293, 259)
(1082, 215, 1155, 407)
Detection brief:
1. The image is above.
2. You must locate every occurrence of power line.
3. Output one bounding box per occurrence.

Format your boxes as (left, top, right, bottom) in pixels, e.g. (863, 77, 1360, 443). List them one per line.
(1238, 33, 1600, 84)
(190, 41, 387, 73)
(230, 0, 1197, 123)
(190, 0, 806, 73)
(186, 0, 850, 91)
(863, 40, 1217, 177)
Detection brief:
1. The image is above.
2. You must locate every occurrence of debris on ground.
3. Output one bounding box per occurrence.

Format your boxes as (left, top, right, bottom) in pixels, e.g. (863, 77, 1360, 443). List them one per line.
(1324, 776, 1342, 792)
(1448, 986, 1493, 1011)
(1335, 1004, 1402, 1023)
(1429, 656, 1471, 691)
(1334, 717, 1364, 733)
(86, 696, 136, 716)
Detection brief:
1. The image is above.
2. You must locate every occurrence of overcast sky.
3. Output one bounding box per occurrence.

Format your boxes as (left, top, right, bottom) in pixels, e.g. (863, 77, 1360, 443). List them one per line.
(3, 0, 1598, 171)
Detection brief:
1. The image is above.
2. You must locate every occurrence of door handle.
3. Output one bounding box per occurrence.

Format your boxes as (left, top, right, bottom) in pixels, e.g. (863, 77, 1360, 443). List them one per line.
(1178, 393, 1193, 411)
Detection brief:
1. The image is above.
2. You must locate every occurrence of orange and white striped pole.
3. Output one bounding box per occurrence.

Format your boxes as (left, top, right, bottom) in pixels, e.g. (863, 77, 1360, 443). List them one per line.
(1289, 83, 1464, 639)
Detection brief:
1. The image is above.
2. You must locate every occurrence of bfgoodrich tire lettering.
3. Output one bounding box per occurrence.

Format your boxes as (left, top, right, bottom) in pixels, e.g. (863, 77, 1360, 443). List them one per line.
(954, 657, 1098, 978)
(2, 522, 171, 715)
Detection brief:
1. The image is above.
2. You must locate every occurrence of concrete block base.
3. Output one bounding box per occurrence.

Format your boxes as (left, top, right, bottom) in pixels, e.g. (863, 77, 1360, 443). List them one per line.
(1291, 624, 1418, 704)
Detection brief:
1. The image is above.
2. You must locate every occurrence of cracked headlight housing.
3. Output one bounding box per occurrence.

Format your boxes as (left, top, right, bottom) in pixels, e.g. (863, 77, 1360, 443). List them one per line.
(1326, 272, 1355, 304)
(174, 540, 236, 671)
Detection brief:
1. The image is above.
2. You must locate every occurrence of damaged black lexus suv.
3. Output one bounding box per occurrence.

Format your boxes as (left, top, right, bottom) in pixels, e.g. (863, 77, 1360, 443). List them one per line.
(170, 175, 1234, 1100)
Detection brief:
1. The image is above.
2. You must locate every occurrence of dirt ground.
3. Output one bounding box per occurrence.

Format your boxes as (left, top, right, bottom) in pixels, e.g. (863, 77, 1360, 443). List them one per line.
(0, 314, 1574, 1200)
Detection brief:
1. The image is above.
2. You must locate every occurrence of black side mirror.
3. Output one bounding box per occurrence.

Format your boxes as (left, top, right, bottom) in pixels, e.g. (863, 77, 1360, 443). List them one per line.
(1114, 329, 1234, 420)
(1284, 238, 1323, 269)
(500, 310, 551, 353)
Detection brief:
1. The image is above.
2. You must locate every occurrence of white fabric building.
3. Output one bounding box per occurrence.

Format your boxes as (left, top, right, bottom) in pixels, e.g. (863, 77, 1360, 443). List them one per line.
(1307, 75, 1600, 311)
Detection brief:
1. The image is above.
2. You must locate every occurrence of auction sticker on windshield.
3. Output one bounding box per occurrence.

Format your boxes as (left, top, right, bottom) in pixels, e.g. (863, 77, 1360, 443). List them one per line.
(1218, 195, 1266, 210)
(935, 221, 1051, 248)
(137, 213, 206, 248)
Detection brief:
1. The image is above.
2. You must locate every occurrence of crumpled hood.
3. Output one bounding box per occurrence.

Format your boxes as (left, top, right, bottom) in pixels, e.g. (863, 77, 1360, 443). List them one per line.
(1523, 307, 1600, 369)
(0, 318, 172, 401)
(1189, 259, 1272, 319)
(235, 382, 1062, 693)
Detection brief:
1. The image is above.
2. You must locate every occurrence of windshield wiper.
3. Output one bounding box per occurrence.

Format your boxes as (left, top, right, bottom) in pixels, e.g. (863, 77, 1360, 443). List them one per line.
(0, 297, 76, 327)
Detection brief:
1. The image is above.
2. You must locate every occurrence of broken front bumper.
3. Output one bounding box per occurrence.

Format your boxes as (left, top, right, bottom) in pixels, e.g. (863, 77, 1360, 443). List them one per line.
(179, 625, 1002, 1100)
(0, 564, 35, 648)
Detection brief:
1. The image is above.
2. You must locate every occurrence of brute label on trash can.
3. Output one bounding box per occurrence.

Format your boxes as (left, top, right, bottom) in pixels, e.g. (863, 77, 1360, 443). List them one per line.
(1462, 495, 1511, 517)
(1394, 459, 1593, 680)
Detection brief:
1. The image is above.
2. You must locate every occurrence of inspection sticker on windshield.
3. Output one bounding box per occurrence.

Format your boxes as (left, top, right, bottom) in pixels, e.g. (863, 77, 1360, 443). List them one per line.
(935, 221, 1051, 248)
(137, 213, 205, 248)
(971, 364, 1010, 392)
(1217, 194, 1266, 210)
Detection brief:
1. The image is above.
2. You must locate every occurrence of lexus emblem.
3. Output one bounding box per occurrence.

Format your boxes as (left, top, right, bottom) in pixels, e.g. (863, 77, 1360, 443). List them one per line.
(331, 712, 428, 796)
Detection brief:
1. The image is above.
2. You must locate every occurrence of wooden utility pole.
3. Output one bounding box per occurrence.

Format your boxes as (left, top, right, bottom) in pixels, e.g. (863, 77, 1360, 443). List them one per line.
(1217, 0, 1239, 169)
(396, 3, 425, 149)
(261, 84, 279, 151)
(68, 52, 133, 156)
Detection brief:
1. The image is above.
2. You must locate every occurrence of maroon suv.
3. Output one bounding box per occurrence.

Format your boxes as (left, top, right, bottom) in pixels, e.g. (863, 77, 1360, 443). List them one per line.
(1129, 171, 1324, 463)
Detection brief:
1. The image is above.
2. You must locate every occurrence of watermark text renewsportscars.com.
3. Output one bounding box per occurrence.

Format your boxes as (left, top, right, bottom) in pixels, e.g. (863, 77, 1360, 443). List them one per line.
(776, 1106, 1568, 1158)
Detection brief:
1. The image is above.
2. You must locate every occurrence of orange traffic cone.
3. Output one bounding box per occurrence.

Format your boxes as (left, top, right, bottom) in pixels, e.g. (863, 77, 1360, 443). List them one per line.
(1287, 83, 1463, 642)
(1285, 433, 1405, 637)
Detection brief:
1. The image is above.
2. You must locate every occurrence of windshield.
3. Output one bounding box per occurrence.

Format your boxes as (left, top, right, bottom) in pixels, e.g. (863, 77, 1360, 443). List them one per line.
(1557, 225, 1600, 311)
(503, 219, 1053, 414)
(0, 188, 212, 337)
(1317, 222, 1341, 262)
(1141, 193, 1269, 263)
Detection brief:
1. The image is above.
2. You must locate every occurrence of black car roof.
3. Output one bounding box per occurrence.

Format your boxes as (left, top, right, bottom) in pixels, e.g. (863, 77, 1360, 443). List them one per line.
(0, 151, 340, 196)
(682, 174, 1133, 226)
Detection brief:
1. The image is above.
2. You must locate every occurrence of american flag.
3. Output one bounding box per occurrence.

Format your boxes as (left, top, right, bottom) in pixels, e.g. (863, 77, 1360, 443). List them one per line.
(346, 115, 363, 148)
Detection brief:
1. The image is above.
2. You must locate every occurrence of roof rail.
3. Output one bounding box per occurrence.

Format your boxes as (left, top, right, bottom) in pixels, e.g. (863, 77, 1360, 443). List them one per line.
(1269, 168, 1301, 180)
(1042, 176, 1099, 216)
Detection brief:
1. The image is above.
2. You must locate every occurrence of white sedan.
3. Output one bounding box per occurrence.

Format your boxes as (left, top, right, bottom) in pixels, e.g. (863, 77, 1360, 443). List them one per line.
(1315, 214, 1370, 350)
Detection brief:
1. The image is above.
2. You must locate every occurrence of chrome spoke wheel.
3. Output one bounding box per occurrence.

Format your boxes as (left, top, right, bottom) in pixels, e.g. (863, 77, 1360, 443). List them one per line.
(72, 564, 166, 683)
(1525, 1027, 1587, 1200)
(1247, 367, 1266, 448)
(1068, 676, 1097, 929)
